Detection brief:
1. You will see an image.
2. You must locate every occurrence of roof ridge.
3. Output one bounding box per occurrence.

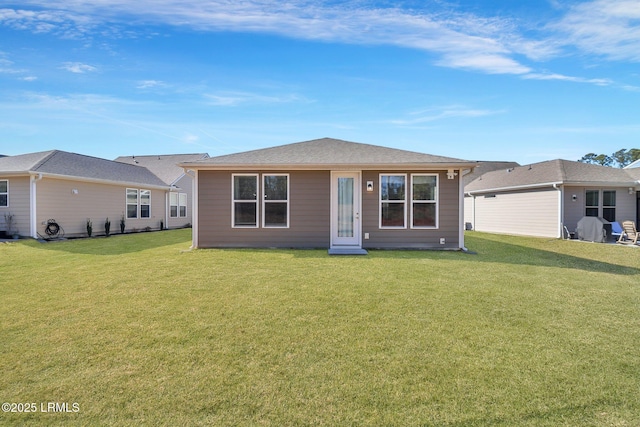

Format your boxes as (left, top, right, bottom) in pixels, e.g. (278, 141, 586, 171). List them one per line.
(31, 150, 60, 171)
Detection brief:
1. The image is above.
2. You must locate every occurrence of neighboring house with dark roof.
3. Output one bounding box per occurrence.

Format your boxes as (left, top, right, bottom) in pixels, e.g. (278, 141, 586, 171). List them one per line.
(115, 153, 209, 229)
(462, 161, 521, 186)
(0, 150, 172, 238)
(464, 159, 640, 238)
(180, 138, 475, 253)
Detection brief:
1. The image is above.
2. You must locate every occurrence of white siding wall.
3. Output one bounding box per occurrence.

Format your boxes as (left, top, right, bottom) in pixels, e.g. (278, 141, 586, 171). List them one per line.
(166, 174, 193, 229)
(0, 176, 30, 237)
(471, 188, 560, 238)
(36, 177, 166, 237)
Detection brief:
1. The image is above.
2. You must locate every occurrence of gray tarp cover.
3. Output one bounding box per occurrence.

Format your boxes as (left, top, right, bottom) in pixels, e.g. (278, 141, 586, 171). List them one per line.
(576, 216, 607, 242)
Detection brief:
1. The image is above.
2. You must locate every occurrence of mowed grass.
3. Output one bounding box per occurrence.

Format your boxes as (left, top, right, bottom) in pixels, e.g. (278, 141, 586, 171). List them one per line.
(1, 230, 639, 426)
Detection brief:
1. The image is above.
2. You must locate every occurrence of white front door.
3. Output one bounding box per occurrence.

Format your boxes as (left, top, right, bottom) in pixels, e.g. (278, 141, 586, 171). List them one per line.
(331, 171, 361, 248)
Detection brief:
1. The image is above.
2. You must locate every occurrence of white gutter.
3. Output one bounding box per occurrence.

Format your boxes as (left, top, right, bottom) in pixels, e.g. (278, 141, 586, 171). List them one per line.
(465, 181, 564, 196)
(30, 173, 43, 238)
(31, 171, 170, 191)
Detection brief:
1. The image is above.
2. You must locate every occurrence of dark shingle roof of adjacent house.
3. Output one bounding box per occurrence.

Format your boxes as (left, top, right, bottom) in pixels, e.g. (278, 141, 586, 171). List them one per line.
(465, 159, 640, 193)
(180, 138, 475, 169)
(0, 150, 168, 188)
(114, 153, 209, 185)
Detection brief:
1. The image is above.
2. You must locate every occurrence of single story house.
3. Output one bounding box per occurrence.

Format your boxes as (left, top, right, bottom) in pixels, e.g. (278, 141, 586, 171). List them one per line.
(0, 150, 174, 238)
(464, 159, 640, 238)
(179, 138, 476, 253)
(115, 153, 209, 229)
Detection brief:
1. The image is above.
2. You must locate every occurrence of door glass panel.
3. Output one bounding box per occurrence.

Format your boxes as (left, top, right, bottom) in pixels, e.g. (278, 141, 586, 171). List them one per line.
(338, 177, 354, 237)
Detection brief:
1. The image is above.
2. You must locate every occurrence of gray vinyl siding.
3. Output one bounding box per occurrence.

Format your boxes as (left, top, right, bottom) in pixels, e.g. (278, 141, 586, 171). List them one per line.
(36, 177, 166, 237)
(361, 170, 461, 249)
(0, 176, 30, 237)
(472, 188, 560, 238)
(563, 186, 637, 233)
(197, 170, 331, 248)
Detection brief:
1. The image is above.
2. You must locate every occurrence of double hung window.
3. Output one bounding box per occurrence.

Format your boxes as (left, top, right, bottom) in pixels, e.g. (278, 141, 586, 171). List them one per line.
(233, 174, 258, 227)
(126, 189, 139, 219)
(411, 174, 438, 228)
(232, 174, 289, 228)
(170, 193, 188, 218)
(263, 175, 289, 227)
(380, 175, 406, 228)
(585, 189, 616, 222)
(126, 188, 151, 219)
(380, 174, 439, 229)
(0, 180, 7, 207)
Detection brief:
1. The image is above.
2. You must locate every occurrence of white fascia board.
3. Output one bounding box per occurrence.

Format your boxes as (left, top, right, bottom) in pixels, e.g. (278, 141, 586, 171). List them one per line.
(32, 172, 170, 190)
(465, 181, 564, 195)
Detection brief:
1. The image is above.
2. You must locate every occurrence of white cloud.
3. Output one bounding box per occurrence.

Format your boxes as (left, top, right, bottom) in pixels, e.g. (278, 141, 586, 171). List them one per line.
(553, 0, 640, 61)
(60, 62, 97, 73)
(204, 91, 308, 106)
(391, 105, 504, 125)
(136, 80, 167, 89)
(523, 72, 613, 86)
(2, 1, 541, 76)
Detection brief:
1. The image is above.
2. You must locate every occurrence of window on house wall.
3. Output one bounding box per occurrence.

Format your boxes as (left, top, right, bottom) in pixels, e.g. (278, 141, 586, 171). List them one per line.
(411, 174, 438, 228)
(380, 174, 406, 228)
(0, 180, 7, 207)
(179, 193, 187, 217)
(603, 190, 616, 222)
(140, 190, 151, 218)
(263, 174, 289, 227)
(233, 174, 258, 227)
(170, 193, 179, 218)
(585, 190, 599, 217)
(126, 188, 138, 218)
(170, 193, 188, 218)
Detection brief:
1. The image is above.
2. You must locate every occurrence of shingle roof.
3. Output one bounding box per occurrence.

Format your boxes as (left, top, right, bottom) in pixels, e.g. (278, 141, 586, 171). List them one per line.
(462, 161, 520, 186)
(465, 159, 639, 193)
(114, 153, 209, 185)
(180, 138, 474, 169)
(0, 150, 168, 187)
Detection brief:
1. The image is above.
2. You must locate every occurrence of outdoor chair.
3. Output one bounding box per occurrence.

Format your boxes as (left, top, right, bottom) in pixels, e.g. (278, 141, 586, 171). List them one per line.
(617, 220, 639, 245)
(610, 221, 623, 242)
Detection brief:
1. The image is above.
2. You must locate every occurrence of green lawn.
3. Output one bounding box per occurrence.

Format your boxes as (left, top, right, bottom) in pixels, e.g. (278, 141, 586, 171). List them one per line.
(1, 230, 639, 426)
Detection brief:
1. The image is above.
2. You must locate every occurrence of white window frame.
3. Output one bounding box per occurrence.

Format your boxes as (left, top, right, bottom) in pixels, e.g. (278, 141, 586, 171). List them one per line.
(410, 174, 439, 229)
(170, 193, 179, 218)
(262, 174, 289, 228)
(170, 192, 188, 218)
(140, 190, 151, 218)
(179, 193, 187, 218)
(232, 174, 259, 228)
(379, 174, 407, 229)
(126, 188, 139, 219)
(0, 179, 8, 208)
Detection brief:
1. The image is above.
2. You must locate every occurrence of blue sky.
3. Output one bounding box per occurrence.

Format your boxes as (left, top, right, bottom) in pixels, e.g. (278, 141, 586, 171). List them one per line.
(1, 0, 639, 164)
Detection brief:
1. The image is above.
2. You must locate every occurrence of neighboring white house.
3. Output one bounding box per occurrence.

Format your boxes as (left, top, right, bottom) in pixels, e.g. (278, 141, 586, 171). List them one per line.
(465, 159, 640, 238)
(115, 153, 209, 230)
(0, 150, 207, 238)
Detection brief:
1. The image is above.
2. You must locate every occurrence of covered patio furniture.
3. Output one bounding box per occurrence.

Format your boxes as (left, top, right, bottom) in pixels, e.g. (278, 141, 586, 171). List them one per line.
(575, 216, 607, 243)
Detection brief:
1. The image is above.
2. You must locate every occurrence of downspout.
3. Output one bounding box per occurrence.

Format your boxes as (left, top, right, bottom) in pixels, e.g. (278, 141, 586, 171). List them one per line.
(553, 183, 563, 238)
(458, 170, 467, 251)
(30, 173, 43, 238)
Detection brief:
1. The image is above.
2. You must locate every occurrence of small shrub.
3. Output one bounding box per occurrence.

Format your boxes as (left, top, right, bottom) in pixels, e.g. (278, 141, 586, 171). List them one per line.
(86, 219, 93, 237)
(120, 214, 126, 234)
(105, 218, 111, 237)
